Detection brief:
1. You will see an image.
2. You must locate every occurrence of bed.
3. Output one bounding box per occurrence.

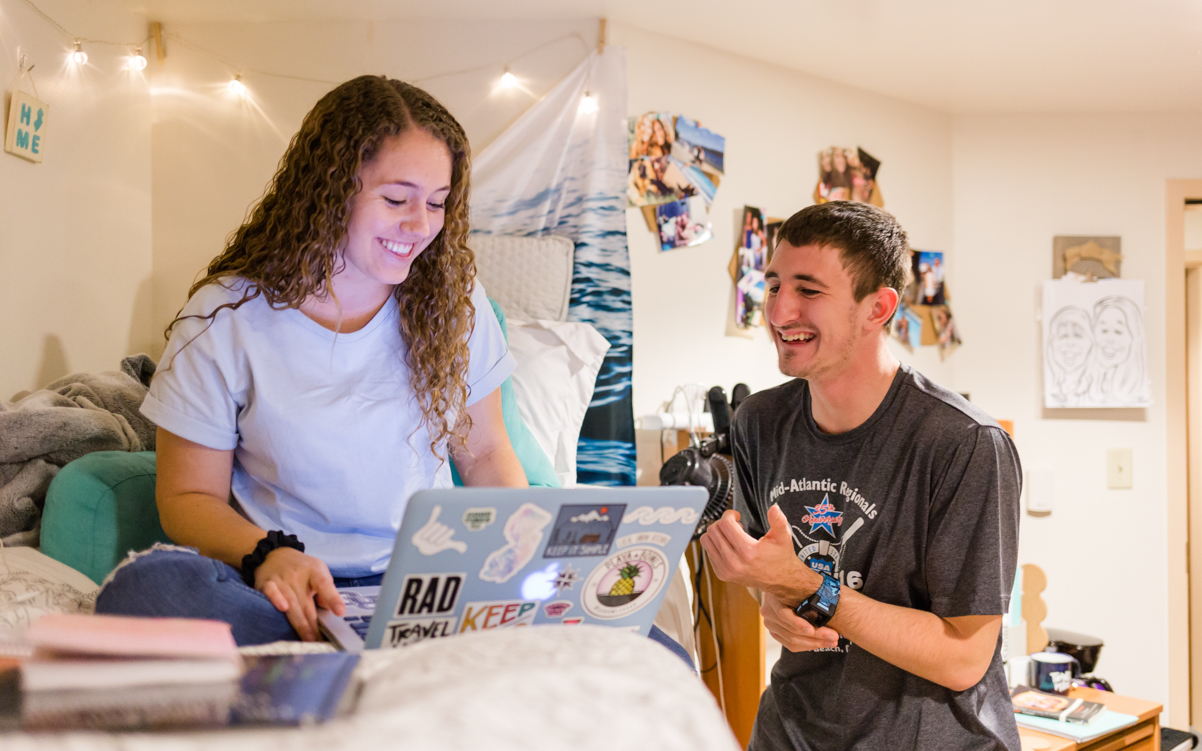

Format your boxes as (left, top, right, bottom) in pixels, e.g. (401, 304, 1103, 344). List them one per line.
(1, 235, 724, 747)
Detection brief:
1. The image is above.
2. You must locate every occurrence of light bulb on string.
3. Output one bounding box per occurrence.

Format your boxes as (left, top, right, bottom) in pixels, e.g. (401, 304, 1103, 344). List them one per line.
(500, 66, 517, 89)
(71, 41, 87, 65)
(579, 90, 598, 114)
(229, 74, 247, 97)
(128, 47, 148, 71)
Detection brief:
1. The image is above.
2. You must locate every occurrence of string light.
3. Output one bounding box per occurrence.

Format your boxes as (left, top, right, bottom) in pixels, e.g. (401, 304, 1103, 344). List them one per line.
(128, 46, 147, 71)
(15, 0, 598, 111)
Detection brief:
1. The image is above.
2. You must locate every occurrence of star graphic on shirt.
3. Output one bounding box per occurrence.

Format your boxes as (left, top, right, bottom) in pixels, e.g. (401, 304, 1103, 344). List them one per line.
(802, 494, 844, 537)
(553, 564, 581, 593)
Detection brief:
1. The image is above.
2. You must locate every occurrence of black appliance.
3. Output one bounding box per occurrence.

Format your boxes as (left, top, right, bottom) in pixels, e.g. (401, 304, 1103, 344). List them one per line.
(659, 385, 745, 537)
(1045, 627, 1112, 692)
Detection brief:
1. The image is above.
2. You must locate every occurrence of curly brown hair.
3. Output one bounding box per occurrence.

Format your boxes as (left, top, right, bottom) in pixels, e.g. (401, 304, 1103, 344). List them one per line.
(166, 75, 476, 457)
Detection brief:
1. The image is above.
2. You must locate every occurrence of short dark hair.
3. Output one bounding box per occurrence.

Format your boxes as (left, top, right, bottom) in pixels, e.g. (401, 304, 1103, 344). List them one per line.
(776, 201, 910, 303)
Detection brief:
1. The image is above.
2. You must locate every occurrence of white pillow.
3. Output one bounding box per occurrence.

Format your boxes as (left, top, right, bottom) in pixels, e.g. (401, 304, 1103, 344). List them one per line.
(472, 234, 575, 322)
(505, 319, 610, 487)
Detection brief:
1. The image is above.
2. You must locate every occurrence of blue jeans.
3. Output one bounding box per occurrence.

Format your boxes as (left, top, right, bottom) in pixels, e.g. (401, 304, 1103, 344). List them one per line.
(96, 546, 694, 668)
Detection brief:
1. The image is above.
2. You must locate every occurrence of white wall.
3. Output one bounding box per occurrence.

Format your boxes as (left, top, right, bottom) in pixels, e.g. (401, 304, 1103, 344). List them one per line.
(0, 0, 151, 397)
(952, 113, 1202, 717)
(611, 23, 956, 421)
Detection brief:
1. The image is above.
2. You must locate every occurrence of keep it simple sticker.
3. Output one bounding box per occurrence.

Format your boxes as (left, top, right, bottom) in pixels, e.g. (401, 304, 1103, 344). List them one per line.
(543, 503, 626, 558)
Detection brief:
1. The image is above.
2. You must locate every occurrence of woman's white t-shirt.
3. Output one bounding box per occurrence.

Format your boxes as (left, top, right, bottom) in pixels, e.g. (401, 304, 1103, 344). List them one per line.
(141, 278, 515, 577)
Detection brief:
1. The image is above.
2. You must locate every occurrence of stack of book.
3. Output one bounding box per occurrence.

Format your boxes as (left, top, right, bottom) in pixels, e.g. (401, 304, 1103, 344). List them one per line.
(1011, 685, 1139, 743)
(0, 612, 362, 732)
(5, 613, 243, 731)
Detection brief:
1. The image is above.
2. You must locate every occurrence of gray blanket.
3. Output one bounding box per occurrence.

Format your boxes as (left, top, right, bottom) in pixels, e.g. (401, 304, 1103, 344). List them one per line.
(1, 355, 157, 546)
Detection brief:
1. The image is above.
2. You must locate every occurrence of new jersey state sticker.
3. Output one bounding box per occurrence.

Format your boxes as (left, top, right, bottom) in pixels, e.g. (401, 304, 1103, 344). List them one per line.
(581, 546, 669, 620)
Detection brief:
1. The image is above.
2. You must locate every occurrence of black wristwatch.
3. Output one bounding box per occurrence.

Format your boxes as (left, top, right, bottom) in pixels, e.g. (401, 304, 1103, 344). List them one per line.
(240, 530, 304, 586)
(794, 573, 841, 627)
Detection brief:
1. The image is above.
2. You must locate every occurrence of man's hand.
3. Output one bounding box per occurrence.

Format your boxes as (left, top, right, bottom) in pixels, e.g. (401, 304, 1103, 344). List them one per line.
(255, 547, 345, 641)
(761, 590, 840, 652)
(699, 505, 819, 601)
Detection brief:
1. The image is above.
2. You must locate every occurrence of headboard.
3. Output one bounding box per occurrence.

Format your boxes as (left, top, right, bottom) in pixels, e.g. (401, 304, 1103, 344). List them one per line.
(470, 233, 574, 322)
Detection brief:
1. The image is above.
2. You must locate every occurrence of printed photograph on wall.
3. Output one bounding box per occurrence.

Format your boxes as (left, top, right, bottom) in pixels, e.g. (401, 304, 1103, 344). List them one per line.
(730, 206, 769, 328)
(765, 217, 783, 265)
(628, 112, 675, 160)
(814, 146, 883, 206)
(626, 155, 700, 207)
(892, 304, 923, 351)
(671, 116, 725, 178)
(656, 196, 713, 252)
(912, 250, 946, 305)
(1042, 277, 1150, 408)
(931, 305, 962, 360)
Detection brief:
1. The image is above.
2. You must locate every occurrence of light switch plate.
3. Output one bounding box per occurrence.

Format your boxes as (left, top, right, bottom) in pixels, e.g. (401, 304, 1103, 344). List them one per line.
(1027, 467, 1053, 514)
(1107, 448, 1133, 489)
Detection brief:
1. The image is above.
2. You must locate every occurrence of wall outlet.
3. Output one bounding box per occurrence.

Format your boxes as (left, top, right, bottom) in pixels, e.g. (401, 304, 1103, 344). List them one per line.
(1107, 448, 1133, 489)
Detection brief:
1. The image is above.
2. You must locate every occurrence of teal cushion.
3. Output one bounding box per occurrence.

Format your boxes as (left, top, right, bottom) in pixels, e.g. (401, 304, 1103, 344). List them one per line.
(41, 451, 169, 585)
(451, 298, 559, 488)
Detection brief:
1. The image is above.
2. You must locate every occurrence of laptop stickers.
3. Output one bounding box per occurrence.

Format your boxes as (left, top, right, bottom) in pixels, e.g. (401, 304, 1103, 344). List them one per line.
(352, 487, 706, 651)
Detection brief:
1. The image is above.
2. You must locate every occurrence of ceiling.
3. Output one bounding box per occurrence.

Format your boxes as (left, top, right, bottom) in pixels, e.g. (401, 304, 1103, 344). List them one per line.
(114, 0, 1202, 114)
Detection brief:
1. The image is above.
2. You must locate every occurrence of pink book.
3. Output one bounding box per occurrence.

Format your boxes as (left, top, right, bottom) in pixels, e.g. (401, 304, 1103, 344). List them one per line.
(28, 613, 238, 661)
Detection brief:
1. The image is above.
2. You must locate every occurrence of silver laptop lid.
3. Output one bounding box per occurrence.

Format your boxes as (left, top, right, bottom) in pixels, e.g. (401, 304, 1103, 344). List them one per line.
(363, 486, 707, 650)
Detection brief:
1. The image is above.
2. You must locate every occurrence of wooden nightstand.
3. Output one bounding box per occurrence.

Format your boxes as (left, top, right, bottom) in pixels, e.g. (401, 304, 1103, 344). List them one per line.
(1017, 688, 1162, 751)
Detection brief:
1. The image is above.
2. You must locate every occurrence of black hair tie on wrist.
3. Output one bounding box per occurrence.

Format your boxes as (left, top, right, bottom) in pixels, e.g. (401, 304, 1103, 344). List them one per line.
(241, 530, 305, 586)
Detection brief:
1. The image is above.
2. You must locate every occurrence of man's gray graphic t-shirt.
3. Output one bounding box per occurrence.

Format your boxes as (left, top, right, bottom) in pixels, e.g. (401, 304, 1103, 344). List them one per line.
(733, 366, 1021, 751)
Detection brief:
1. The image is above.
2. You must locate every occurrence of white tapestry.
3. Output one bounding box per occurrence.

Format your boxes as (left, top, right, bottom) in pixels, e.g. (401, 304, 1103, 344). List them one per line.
(471, 49, 634, 485)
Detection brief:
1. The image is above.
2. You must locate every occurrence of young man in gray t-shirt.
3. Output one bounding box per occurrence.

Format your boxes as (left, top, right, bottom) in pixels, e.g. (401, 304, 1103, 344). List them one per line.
(701, 202, 1021, 750)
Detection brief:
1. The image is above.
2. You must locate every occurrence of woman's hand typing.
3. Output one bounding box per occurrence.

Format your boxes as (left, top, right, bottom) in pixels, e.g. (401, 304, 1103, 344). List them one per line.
(254, 547, 345, 642)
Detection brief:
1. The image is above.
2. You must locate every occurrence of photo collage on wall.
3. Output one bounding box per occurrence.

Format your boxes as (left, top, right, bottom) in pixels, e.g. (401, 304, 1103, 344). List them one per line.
(813, 146, 884, 206)
(627, 112, 725, 252)
(893, 249, 962, 360)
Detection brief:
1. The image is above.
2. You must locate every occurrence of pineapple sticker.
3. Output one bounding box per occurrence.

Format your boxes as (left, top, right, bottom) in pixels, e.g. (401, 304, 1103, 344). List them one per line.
(583, 546, 669, 619)
(607, 563, 642, 599)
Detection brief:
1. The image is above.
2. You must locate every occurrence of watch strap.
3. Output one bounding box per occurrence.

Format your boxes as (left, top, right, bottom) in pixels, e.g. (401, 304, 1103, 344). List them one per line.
(794, 573, 841, 628)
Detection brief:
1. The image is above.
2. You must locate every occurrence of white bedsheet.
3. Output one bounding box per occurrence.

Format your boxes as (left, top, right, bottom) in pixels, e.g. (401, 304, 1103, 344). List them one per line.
(6, 626, 737, 751)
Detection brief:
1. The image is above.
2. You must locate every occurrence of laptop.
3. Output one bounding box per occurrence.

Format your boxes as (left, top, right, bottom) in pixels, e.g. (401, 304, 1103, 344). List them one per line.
(318, 486, 707, 652)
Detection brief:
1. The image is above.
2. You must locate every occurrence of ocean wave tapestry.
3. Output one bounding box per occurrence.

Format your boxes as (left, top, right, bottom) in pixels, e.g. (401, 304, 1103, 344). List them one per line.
(471, 49, 634, 486)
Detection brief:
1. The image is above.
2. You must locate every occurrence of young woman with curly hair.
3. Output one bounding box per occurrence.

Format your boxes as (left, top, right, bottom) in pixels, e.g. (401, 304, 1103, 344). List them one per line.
(95, 76, 528, 645)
